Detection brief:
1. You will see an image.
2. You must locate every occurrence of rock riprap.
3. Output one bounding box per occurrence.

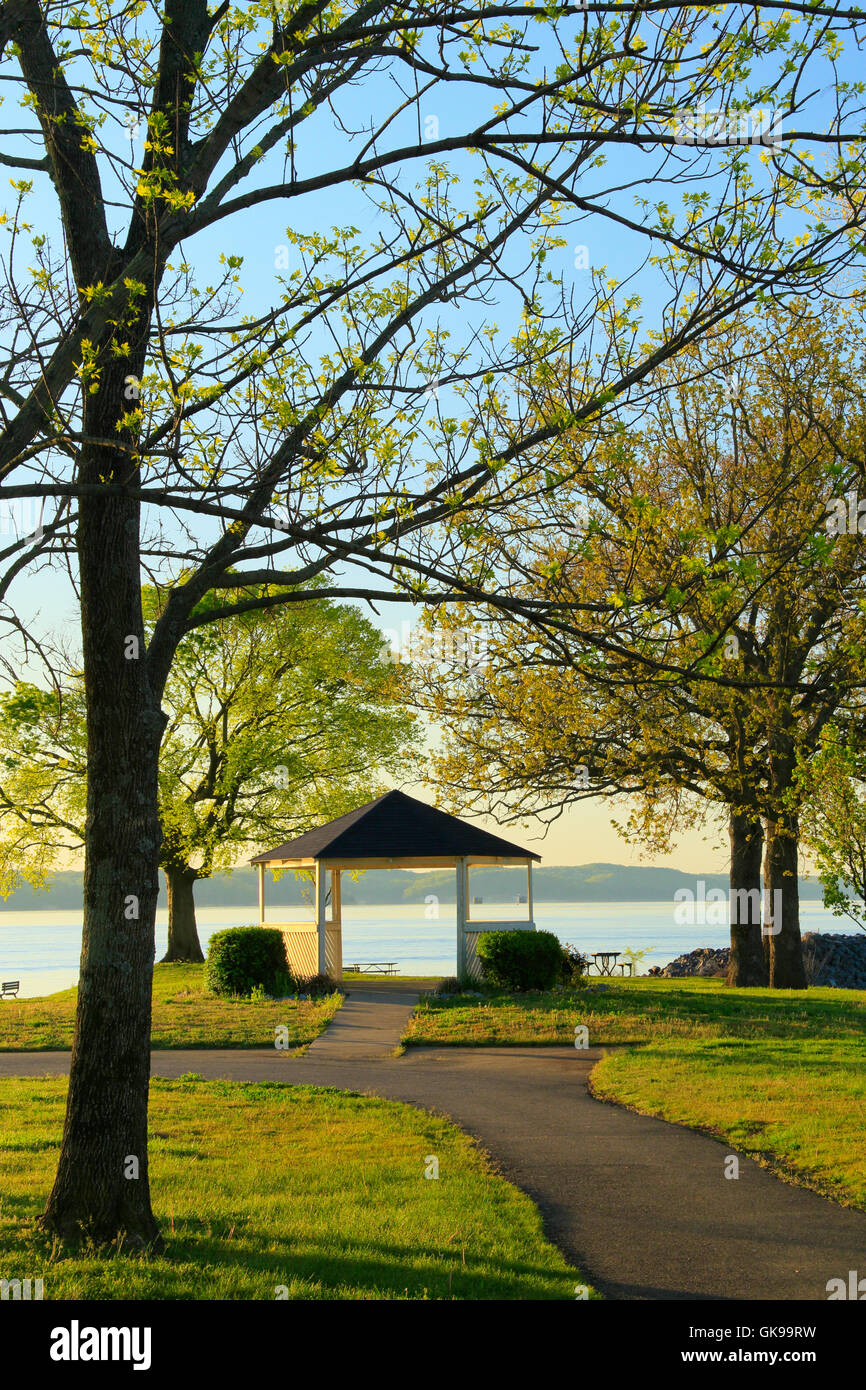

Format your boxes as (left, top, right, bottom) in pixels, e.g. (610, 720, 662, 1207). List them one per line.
(656, 947, 730, 979)
(652, 933, 866, 988)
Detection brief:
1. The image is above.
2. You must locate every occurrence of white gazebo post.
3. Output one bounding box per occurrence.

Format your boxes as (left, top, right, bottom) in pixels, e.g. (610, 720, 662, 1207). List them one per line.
(331, 867, 342, 927)
(330, 866, 342, 981)
(315, 860, 327, 974)
(253, 791, 539, 983)
(455, 855, 467, 979)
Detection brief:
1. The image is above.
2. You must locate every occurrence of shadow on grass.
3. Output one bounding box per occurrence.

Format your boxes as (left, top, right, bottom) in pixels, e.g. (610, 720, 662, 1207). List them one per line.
(5, 1216, 581, 1300)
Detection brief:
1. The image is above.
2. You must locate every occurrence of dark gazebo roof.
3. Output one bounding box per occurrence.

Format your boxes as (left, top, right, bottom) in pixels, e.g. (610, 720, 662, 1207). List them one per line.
(250, 789, 540, 866)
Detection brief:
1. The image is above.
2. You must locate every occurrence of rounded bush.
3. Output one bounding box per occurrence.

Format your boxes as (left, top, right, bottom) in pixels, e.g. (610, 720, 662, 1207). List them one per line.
(205, 926, 289, 998)
(475, 929, 566, 992)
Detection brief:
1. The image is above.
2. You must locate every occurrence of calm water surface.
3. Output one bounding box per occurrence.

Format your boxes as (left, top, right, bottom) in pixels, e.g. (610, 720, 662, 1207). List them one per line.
(0, 900, 845, 997)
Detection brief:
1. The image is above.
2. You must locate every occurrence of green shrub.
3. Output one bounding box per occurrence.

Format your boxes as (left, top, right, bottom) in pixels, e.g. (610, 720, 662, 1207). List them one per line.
(475, 929, 566, 992)
(560, 942, 589, 986)
(205, 927, 289, 998)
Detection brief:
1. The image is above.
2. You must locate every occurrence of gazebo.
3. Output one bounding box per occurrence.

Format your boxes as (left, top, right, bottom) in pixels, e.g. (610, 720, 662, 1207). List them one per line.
(250, 789, 540, 981)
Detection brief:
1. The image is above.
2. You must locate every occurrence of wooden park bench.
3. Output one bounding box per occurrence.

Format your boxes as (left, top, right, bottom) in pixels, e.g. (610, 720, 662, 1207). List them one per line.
(1, 980, 20, 999)
(347, 961, 398, 976)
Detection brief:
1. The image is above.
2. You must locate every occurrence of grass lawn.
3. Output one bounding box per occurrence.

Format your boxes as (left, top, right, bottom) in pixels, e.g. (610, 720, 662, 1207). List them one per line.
(0, 1075, 594, 1300)
(404, 977, 866, 1208)
(0, 964, 342, 1052)
(342, 972, 442, 990)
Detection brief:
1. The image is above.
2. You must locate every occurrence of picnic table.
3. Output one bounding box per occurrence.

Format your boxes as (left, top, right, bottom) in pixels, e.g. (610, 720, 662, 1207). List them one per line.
(588, 951, 633, 977)
(347, 961, 398, 976)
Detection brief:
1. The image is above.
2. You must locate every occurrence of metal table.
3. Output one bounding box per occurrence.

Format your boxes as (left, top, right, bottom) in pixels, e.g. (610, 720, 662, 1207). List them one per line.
(589, 950, 621, 977)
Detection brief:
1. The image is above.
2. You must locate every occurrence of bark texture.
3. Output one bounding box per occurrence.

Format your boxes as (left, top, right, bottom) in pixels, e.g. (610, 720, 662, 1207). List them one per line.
(41, 320, 165, 1245)
(162, 866, 204, 963)
(727, 809, 768, 987)
(765, 813, 806, 989)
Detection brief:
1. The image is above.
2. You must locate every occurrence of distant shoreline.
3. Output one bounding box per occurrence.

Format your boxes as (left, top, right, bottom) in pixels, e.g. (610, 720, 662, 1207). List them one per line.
(0, 862, 826, 911)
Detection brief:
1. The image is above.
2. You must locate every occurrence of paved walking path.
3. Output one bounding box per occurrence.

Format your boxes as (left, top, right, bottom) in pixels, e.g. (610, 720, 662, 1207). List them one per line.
(3, 984, 865, 1301)
(305, 986, 420, 1060)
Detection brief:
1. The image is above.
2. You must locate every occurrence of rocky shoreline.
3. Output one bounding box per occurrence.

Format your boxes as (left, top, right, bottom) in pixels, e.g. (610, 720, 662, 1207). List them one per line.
(651, 932, 866, 989)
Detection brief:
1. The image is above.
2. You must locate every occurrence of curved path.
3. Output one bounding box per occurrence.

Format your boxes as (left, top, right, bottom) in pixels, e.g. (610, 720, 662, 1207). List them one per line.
(3, 986, 865, 1301)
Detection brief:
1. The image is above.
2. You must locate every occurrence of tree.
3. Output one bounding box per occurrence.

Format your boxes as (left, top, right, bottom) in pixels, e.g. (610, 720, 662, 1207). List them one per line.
(0, 0, 863, 1244)
(0, 681, 87, 896)
(798, 728, 866, 932)
(413, 614, 774, 984)
(414, 296, 866, 988)
(0, 586, 420, 961)
(154, 586, 420, 960)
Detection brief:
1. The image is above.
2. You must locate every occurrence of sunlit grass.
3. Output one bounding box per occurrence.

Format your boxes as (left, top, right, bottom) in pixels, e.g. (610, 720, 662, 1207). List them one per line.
(403, 976, 866, 1047)
(404, 977, 866, 1209)
(0, 964, 342, 1051)
(592, 1037, 866, 1209)
(0, 1076, 594, 1300)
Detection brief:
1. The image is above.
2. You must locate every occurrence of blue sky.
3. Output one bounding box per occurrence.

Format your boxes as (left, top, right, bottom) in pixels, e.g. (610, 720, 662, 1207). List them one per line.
(2, 4, 862, 869)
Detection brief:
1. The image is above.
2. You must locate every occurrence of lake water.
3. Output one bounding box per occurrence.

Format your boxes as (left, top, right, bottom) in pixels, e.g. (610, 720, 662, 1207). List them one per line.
(0, 900, 845, 996)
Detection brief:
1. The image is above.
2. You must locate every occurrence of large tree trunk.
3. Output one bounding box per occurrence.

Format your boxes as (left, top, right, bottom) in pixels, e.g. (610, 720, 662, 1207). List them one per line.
(765, 812, 806, 989)
(762, 825, 772, 981)
(727, 808, 767, 986)
(162, 866, 204, 963)
(764, 717, 807, 989)
(41, 324, 165, 1245)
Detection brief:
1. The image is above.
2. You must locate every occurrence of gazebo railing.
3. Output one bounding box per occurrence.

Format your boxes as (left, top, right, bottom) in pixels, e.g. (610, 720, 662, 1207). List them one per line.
(256, 849, 537, 984)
